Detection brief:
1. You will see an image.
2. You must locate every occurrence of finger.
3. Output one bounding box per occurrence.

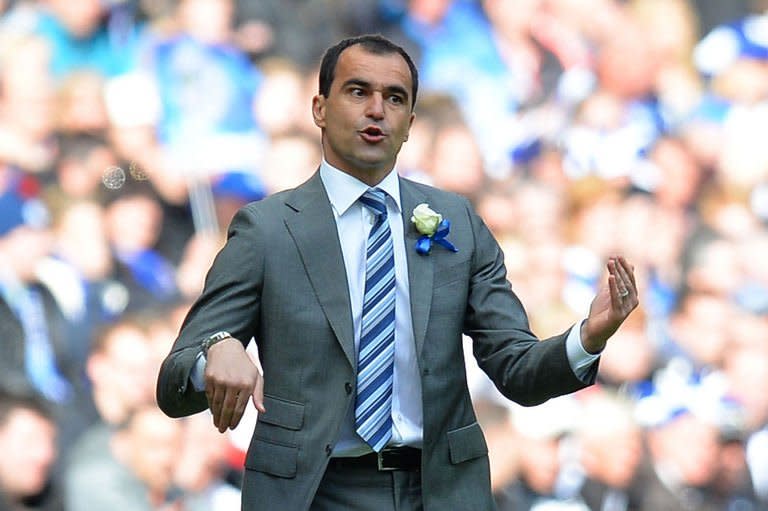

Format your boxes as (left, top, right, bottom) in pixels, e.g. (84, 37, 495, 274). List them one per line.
(207, 383, 226, 431)
(616, 261, 638, 304)
(228, 390, 251, 430)
(205, 386, 213, 410)
(612, 260, 631, 295)
(617, 256, 637, 288)
(614, 257, 637, 298)
(608, 274, 623, 309)
(608, 259, 628, 297)
(217, 387, 241, 433)
(252, 377, 265, 413)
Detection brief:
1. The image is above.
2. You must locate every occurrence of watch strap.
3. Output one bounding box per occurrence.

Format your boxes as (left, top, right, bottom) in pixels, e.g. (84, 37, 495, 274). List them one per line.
(201, 331, 232, 358)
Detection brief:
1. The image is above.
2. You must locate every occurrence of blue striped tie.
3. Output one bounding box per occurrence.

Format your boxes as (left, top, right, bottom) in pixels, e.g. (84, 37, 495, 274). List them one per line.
(355, 188, 396, 452)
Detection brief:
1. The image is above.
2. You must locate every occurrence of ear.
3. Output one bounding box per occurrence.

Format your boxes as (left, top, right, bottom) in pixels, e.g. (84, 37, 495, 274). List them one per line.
(86, 354, 104, 383)
(312, 94, 326, 129)
(403, 112, 416, 142)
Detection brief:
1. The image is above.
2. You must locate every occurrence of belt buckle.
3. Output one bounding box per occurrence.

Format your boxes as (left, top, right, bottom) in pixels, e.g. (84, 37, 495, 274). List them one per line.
(376, 450, 398, 471)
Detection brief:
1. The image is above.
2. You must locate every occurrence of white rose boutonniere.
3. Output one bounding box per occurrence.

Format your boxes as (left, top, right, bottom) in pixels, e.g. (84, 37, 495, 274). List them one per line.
(410, 203, 458, 255)
(411, 203, 442, 236)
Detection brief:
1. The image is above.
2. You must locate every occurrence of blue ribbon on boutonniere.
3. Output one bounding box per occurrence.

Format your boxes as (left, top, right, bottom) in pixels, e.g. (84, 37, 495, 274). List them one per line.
(415, 219, 458, 255)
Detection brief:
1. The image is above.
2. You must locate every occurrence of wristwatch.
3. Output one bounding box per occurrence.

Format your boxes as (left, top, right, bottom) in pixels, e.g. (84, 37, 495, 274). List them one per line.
(201, 331, 232, 358)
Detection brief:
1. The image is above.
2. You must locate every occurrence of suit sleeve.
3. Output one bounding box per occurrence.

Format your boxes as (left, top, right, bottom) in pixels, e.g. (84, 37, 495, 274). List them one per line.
(462, 202, 596, 406)
(156, 205, 265, 418)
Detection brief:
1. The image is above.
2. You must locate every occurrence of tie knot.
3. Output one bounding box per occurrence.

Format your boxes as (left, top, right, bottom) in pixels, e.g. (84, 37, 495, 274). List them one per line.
(359, 188, 388, 218)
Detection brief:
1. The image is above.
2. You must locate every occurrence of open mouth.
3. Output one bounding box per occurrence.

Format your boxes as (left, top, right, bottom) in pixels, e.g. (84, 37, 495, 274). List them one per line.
(359, 126, 386, 142)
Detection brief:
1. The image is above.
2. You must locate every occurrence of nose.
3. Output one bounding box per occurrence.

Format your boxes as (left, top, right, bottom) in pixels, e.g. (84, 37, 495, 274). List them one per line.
(365, 92, 385, 120)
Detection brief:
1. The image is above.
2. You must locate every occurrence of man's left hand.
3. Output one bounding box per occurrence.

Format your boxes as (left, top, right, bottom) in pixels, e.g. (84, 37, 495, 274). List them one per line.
(581, 256, 638, 354)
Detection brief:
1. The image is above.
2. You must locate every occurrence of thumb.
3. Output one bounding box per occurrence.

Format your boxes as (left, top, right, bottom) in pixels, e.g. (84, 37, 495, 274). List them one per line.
(245, 347, 266, 413)
(251, 373, 265, 413)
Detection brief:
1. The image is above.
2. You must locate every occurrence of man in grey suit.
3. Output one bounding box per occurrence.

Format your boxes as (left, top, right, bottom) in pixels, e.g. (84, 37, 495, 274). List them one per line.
(156, 34, 639, 510)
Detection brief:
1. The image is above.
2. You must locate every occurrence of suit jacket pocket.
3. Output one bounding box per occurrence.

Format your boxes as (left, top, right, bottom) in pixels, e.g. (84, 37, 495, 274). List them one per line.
(258, 394, 305, 430)
(447, 422, 488, 464)
(244, 437, 298, 478)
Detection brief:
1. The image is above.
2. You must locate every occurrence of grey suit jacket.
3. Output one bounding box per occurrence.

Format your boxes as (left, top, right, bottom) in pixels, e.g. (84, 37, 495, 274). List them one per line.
(156, 173, 596, 510)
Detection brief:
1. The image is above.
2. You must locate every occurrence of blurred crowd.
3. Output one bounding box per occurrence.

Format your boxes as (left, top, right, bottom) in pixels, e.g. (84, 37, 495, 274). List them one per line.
(0, 0, 767, 510)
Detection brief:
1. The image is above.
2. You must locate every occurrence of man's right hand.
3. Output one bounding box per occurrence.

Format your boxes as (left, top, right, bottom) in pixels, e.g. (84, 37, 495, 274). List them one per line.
(203, 337, 265, 433)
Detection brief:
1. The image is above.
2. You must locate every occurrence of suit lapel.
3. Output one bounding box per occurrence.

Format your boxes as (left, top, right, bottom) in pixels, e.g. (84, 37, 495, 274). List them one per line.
(283, 173, 356, 369)
(399, 178, 433, 357)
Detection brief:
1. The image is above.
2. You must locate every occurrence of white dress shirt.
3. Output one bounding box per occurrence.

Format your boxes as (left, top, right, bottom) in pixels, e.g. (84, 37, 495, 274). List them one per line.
(320, 160, 422, 456)
(190, 160, 599, 455)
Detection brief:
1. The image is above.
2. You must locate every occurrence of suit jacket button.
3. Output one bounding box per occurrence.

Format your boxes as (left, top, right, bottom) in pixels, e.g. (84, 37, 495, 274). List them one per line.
(325, 444, 332, 456)
(345, 382, 353, 395)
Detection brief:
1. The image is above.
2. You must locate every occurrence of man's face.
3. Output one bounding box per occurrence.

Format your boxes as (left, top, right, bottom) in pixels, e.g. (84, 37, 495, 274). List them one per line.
(312, 45, 415, 185)
(0, 409, 56, 499)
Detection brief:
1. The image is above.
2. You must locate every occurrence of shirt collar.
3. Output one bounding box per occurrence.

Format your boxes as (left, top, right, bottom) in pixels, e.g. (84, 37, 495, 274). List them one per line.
(319, 159, 402, 216)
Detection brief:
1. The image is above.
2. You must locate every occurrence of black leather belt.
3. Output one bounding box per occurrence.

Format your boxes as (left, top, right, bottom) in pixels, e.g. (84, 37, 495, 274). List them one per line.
(329, 447, 421, 471)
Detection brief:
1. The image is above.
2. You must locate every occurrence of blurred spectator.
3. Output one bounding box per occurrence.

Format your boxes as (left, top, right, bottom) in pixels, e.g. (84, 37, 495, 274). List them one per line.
(494, 397, 588, 510)
(51, 133, 117, 200)
(597, 309, 657, 389)
(646, 136, 706, 211)
(692, 0, 751, 36)
(0, 387, 62, 511)
(693, 0, 768, 79)
(574, 389, 645, 511)
(0, 1, 767, 509)
(664, 290, 735, 372)
(233, 0, 345, 68)
(175, 231, 224, 300)
(253, 57, 312, 138)
(143, 0, 268, 213)
(0, 172, 85, 450)
(33, 0, 144, 79)
(427, 121, 487, 199)
(41, 199, 124, 357)
(258, 131, 320, 196)
(60, 316, 158, 505)
(172, 412, 242, 510)
(724, 342, 768, 503)
(633, 371, 756, 511)
(102, 181, 181, 312)
(30, 198, 128, 449)
(64, 309, 178, 508)
(640, 409, 723, 511)
(82, 317, 157, 428)
(53, 71, 109, 136)
(64, 404, 184, 511)
(473, 398, 520, 500)
(712, 423, 764, 511)
(630, 0, 700, 72)
(396, 92, 462, 183)
(0, 34, 57, 174)
(101, 69, 192, 207)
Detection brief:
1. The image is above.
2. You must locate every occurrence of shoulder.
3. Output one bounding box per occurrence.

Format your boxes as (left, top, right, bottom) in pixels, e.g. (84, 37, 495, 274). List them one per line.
(227, 174, 325, 233)
(239, 183, 314, 221)
(401, 177, 472, 205)
(399, 178, 474, 224)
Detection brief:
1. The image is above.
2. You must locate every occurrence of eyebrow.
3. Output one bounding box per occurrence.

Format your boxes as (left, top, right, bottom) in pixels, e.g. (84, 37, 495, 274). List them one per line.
(341, 79, 410, 101)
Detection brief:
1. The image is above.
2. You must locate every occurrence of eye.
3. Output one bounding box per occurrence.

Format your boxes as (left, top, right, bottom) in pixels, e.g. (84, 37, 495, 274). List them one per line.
(388, 94, 405, 105)
(349, 87, 365, 97)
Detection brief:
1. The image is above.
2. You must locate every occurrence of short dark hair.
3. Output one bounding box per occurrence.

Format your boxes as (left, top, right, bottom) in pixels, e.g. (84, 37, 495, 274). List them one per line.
(0, 387, 53, 428)
(318, 34, 419, 110)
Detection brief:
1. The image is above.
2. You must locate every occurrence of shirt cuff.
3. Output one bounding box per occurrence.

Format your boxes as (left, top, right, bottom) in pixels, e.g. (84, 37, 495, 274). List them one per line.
(566, 319, 601, 382)
(190, 352, 207, 392)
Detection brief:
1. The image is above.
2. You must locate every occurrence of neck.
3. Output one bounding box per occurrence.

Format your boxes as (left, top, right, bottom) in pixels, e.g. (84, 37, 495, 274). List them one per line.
(93, 388, 129, 425)
(322, 156, 394, 187)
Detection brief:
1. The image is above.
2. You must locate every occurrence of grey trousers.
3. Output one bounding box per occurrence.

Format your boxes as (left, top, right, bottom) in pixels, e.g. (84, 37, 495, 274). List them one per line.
(310, 461, 423, 511)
